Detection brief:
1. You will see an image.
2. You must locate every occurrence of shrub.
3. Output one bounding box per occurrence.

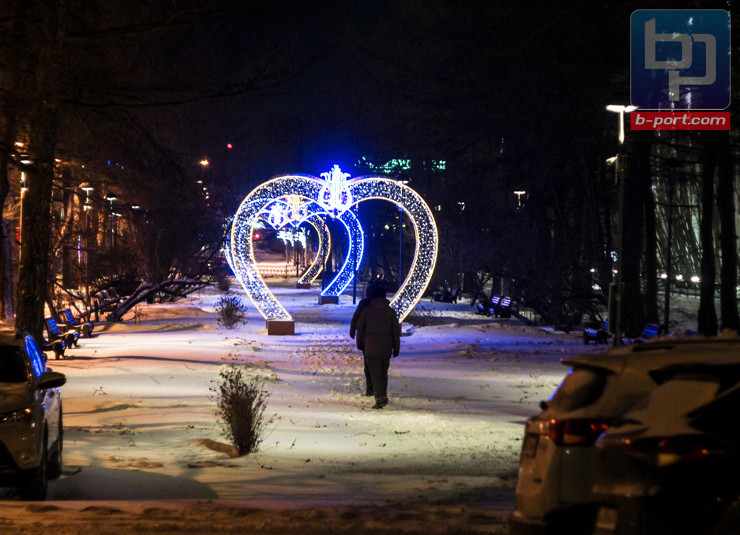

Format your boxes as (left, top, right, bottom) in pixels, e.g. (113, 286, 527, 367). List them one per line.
(215, 296, 248, 329)
(211, 364, 269, 456)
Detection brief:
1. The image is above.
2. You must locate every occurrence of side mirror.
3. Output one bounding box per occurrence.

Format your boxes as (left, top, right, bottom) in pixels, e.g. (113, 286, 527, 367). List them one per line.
(39, 371, 66, 390)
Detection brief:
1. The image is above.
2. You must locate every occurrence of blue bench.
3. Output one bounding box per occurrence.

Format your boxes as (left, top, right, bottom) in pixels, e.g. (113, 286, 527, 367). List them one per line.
(60, 309, 94, 338)
(583, 321, 609, 344)
(636, 323, 663, 342)
(476, 295, 512, 318)
(45, 317, 79, 350)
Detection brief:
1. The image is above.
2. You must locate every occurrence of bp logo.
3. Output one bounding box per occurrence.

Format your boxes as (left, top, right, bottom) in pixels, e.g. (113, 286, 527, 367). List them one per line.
(631, 10, 730, 110)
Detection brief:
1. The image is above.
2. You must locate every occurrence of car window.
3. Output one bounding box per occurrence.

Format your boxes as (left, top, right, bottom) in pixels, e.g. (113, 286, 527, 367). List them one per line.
(0, 346, 29, 383)
(24, 336, 45, 377)
(547, 368, 608, 411)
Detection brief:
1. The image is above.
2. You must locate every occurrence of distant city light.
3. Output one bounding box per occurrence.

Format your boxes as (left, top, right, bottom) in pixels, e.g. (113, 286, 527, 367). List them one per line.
(226, 143, 233, 149)
(691, 275, 700, 283)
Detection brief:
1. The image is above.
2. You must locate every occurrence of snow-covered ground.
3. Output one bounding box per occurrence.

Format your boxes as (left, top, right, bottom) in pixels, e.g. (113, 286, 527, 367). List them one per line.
(0, 284, 624, 533)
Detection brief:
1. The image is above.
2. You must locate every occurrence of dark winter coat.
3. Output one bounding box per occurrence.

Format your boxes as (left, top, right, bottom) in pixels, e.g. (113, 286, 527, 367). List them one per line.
(349, 297, 373, 339)
(356, 297, 401, 360)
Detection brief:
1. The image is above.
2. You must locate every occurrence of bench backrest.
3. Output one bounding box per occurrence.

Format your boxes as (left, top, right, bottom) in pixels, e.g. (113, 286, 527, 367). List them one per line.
(491, 296, 501, 305)
(501, 297, 512, 307)
(642, 323, 661, 338)
(45, 317, 61, 336)
(62, 309, 76, 325)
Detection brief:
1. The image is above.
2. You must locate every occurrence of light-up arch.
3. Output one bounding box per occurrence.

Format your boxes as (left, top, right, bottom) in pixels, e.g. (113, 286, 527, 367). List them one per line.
(296, 213, 331, 285)
(320, 207, 364, 297)
(254, 196, 363, 289)
(255, 197, 332, 285)
(230, 170, 437, 324)
(346, 177, 437, 320)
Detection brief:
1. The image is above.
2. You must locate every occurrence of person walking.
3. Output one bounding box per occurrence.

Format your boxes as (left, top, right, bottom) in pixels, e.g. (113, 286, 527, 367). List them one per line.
(349, 283, 380, 396)
(355, 287, 401, 409)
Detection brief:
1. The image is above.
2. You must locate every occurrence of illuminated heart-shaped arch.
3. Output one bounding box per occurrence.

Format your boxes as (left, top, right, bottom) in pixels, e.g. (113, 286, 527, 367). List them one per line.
(251, 195, 363, 290)
(296, 213, 331, 285)
(255, 197, 333, 285)
(230, 171, 437, 324)
(225, 198, 333, 285)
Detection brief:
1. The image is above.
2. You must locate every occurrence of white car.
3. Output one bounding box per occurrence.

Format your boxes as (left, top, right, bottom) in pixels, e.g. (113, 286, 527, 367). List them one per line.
(0, 332, 66, 499)
(593, 351, 740, 535)
(509, 336, 740, 535)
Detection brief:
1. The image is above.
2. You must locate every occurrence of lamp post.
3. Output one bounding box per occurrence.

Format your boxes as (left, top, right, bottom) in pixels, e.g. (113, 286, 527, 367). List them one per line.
(106, 195, 117, 249)
(606, 104, 636, 346)
(81, 185, 94, 301)
(18, 172, 26, 262)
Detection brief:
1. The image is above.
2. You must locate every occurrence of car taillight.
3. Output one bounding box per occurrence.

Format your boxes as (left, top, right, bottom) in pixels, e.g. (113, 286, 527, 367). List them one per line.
(546, 419, 611, 446)
(623, 435, 735, 467)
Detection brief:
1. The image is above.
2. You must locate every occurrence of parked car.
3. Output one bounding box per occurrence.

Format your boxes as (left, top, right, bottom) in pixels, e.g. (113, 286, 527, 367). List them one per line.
(0, 332, 66, 499)
(592, 351, 740, 535)
(509, 336, 740, 535)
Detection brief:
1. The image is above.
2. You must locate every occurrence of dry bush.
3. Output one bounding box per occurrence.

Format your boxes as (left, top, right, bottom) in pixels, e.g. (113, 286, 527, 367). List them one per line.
(211, 364, 269, 456)
(215, 296, 248, 329)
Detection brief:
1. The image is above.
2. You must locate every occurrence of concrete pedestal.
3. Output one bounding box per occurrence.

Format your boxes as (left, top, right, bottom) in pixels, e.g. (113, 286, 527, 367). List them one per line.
(266, 320, 295, 336)
(318, 295, 339, 305)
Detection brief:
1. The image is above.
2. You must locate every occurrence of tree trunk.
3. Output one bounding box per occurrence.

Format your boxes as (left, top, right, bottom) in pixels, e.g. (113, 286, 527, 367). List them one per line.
(15, 0, 65, 340)
(698, 132, 718, 336)
(0, 162, 12, 322)
(716, 130, 739, 332)
(0, 0, 27, 321)
(644, 168, 659, 323)
(622, 131, 651, 337)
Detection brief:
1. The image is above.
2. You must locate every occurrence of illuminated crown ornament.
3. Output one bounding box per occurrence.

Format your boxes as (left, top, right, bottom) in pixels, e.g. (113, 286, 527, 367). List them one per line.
(318, 165, 353, 216)
(229, 167, 438, 332)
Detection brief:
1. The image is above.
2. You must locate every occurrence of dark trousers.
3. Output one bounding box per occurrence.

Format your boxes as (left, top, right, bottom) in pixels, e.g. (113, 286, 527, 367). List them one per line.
(365, 357, 390, 402)
(363, 355, 374, 394)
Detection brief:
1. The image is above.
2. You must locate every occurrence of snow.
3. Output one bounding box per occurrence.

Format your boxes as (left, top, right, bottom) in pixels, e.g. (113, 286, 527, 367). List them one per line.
(0, 283, 614, 533)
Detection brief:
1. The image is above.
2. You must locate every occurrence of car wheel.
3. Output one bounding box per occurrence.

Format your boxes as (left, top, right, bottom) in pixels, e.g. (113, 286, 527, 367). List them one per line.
(48, 409, 63, 480)
(20, 436, 47, 500)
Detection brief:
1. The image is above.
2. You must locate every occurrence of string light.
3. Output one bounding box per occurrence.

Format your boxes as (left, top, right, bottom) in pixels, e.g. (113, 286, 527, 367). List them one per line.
(230, 169, 438, 323)
(297, 213, 331, 285)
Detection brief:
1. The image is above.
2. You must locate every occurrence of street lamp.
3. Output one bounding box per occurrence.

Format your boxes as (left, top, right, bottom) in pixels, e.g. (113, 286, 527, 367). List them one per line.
(605, 105, 637, 144)
(513, 190, 527, 208)
(605, 104, 636, 346)
(81, 185, 94, 297)
(18, 172, 27, 262)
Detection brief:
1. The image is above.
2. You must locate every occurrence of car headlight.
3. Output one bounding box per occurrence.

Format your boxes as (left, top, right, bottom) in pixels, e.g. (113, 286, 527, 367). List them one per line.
(0, 408, 32, 423)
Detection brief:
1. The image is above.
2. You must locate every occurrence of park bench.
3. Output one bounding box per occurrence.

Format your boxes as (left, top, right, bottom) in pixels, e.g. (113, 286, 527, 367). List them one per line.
(44, 317, 79, 349)
(476, 295, 513, 318)
(41, 338, 66, 360)
(476, 295, 498, 315)
(634, 322, 663, 343)
(583, 321, 609, 344)
(499, 297, 512, 318)
(89, 288, 121, 321)
(60, 309, 94, 338)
